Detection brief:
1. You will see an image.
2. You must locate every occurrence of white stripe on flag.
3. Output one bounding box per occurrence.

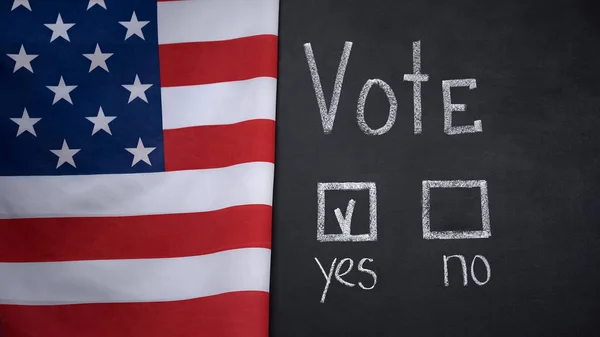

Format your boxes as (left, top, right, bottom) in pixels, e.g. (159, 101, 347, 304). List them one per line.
(157, 0, 280, 44)
(161, 77, 277, 130)
(0, 248, 270, 305)
(0, 162, 274, 219)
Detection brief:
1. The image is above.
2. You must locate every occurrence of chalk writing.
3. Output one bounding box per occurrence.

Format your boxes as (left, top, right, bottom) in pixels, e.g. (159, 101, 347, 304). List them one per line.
(356, 79, 398, 135)
(357, 258, 377, 290)
(335, 258, 355, 287)
(315, 257, 378, 303)
(442, 79, 482, 135)
(304, 39, 493, 298)
(471, 255, 492, 286)
(422, 180, 491, 240)
(334, 199, 356, 235)
(443, 254, 491, 287)
(315, 257, 337, 303)
(443, 255, 468, 286)
(304, 41, 353, 134)
(403, 40, 429, 134)
(317, 182, 377, 242)
(304, 40, 483, 136)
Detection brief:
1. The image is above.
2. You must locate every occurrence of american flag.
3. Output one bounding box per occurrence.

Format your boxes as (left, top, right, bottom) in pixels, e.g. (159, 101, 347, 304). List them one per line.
(0, 0, 278, 335)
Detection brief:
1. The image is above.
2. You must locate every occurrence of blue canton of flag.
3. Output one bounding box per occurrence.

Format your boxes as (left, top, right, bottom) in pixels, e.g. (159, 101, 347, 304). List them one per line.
(0, 0, 164, 176)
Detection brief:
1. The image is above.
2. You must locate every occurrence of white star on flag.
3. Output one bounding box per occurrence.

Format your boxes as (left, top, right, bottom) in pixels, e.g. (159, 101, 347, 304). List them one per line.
(83, 44, 113, 72)
(125, 138, 156, 166)
(44, 14, 75, 42)
(47, 76, 77, 105)
(7, 45, 38, 73)
(11, 0, 31, 11)
(122, 74, 152, 103)
(86, 107, 116, 135)
(119, 11, 150, 40)
(50, 140, 80, 168)
(87, 0, 107, 10)
(10, 108, 41, 137)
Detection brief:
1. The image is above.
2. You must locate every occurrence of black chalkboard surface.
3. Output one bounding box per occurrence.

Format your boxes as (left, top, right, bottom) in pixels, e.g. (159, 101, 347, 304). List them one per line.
(270, 0, 600, 336)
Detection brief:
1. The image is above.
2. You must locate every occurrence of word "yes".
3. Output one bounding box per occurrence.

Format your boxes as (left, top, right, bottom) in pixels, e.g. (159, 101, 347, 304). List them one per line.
(315, 257, 377, 303)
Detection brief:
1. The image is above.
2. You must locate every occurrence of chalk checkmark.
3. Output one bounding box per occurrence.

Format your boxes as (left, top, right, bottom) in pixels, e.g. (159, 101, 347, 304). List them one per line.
(334, 199, 356, 235)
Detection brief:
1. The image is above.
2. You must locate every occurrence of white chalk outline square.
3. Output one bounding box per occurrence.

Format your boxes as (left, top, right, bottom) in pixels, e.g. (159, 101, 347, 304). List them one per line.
(422, 180, 491, 240)
(317, 182, 377, 242)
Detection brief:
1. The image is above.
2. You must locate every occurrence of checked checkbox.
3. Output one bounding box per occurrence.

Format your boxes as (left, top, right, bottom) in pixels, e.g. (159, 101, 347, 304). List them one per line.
(317, 182, 377, 242)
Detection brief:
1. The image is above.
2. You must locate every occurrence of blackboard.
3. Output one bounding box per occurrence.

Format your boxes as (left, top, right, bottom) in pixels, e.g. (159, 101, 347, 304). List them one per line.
(270, 0, 600, 336)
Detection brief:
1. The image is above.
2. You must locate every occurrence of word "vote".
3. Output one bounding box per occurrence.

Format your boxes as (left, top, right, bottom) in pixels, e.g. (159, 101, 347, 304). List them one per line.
(304, 40, 482, 136)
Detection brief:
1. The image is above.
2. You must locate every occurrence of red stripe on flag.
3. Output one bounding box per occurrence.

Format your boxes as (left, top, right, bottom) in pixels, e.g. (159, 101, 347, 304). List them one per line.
(0, 291, 268, 337)
(159, 35, 278, 87)
(163, 119, 275, 171)
(0, 205, 272, 263)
